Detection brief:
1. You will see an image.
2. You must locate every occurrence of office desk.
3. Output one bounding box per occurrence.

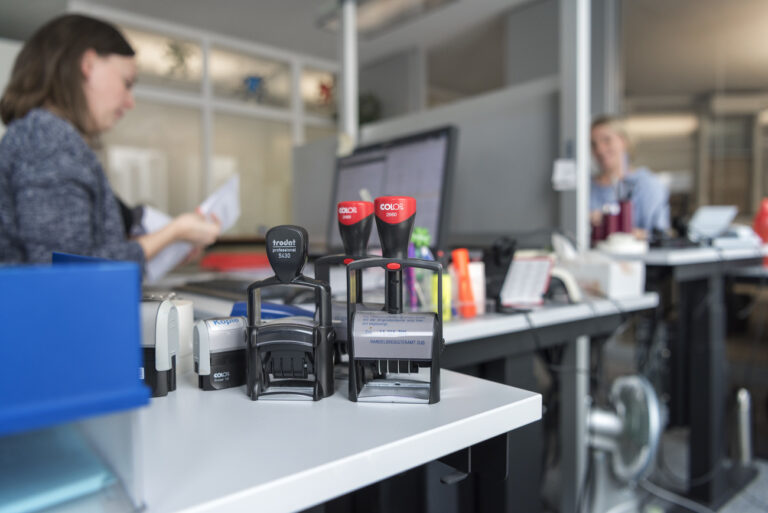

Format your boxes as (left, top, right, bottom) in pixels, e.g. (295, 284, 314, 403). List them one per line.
(728, 263, 768, 281)
(152, 270, 655, 513)
(617, 246, 767, 508)
(96, 370, 539, 513)
(440, 294, 658, 513)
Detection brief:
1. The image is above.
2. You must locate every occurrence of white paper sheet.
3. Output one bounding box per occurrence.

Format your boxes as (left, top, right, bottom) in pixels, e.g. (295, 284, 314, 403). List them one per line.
(199, 174, 240, 232)
(144, 175, 240, 283)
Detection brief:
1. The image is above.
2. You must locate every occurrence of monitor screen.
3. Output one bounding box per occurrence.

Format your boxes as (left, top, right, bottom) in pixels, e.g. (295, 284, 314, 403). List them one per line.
(327, 126, 457, 251)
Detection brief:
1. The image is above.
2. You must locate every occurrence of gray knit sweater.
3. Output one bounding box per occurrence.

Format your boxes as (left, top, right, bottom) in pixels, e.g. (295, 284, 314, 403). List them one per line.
(0, 108, 145, 265)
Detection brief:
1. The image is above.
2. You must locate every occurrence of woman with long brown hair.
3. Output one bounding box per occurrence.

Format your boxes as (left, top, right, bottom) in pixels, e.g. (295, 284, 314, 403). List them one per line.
(0, 14, 219, 266)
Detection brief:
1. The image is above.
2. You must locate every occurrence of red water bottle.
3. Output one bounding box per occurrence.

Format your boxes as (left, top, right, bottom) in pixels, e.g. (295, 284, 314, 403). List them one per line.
(753, 198, 768, 266)
(619, 199, 633, 233)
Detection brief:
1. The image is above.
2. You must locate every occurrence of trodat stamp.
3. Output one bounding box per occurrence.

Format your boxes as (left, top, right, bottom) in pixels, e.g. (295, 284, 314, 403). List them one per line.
(246, 225, 335, 400)
(347, 196, 444, 404)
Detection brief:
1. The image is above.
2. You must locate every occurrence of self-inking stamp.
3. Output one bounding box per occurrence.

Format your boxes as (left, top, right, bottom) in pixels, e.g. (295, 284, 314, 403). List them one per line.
(347, 196, 444, 404)
(246, 225, 335, 400)
(193, 316, 247, 390)
(314, 201, 375, 353)
(140, 299, 179, 397)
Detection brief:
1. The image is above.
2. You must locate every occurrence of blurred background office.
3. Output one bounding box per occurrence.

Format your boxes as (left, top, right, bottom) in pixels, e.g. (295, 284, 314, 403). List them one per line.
(1, 0, 767, 508)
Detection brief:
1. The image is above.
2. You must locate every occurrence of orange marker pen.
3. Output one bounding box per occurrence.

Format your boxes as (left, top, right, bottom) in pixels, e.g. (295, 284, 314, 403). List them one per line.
(451, 248, 476, 318)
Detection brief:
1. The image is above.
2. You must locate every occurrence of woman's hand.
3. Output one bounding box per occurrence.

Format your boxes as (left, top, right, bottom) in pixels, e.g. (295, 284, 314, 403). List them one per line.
(137, 211, 221, 260)
(170, 212, 221, 245)
(590, 210, 603, 227)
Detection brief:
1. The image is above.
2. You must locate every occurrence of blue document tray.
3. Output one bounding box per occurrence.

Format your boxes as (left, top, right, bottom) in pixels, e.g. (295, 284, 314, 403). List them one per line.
(0, 262, 150, 437)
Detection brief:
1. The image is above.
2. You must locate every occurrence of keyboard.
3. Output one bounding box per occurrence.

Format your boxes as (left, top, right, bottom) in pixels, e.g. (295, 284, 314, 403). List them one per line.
(176, 278, 310, 303)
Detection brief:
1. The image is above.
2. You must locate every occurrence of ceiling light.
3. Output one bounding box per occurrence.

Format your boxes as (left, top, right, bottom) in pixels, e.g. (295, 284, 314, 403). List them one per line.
(317, 0, 458, 39)
(624, 114, 699, 138)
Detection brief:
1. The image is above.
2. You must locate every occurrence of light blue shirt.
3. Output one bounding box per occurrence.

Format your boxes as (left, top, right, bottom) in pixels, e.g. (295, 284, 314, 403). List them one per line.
(590, 166, 670, 232)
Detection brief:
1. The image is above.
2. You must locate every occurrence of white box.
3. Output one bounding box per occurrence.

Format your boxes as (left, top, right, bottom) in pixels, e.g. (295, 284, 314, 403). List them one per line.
(562, 254, 645, 299)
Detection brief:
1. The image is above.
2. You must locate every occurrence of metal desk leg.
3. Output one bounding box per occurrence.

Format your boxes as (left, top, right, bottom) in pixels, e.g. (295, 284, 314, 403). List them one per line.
(682, 274, 757, 507)
(686, 276, 727, 504)
(474, 355, 542, 513)
(560, 335, 589, 513)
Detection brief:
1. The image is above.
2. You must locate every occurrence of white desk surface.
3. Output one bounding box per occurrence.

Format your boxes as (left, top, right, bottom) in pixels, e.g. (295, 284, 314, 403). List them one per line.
(137, 370, 540, 513)
(443, 293, 658, 344)
(613, 245, 768, 267)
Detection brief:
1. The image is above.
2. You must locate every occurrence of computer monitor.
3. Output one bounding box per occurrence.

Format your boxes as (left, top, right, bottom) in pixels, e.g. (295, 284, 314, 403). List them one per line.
(327, 126, 457, 251)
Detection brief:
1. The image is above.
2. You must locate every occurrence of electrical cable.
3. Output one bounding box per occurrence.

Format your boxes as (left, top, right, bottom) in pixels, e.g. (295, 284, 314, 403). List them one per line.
(574, 450, 594, 513)
(639, 479, 717, 513)
(521, 310, 591, 376)
(656, 438, 720, 488)
(651, 457, 768, 513)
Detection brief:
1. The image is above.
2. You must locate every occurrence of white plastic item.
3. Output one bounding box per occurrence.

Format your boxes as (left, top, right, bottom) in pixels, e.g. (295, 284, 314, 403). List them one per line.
(596, 233, 648, 256)
(561, 252, 645, 299)
(172, 299, 194, 374)
(449, 262, 486, 316)
(468, 262, 486, 315)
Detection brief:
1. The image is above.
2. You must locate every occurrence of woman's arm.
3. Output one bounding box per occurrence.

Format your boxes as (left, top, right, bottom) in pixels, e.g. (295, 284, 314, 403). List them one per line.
(137, 212, 220, 260)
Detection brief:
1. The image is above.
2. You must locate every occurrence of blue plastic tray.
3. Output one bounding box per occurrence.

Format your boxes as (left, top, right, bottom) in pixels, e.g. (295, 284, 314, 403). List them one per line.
(0, 261, 150, 437)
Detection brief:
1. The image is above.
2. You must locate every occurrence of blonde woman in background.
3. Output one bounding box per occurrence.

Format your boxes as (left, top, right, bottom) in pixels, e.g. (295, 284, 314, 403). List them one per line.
(590, 115, 670, 240)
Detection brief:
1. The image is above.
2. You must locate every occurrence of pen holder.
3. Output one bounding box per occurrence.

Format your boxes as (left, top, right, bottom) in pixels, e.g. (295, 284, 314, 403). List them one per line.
(346, 257, 444, 404)
(246, 226, 334, 401)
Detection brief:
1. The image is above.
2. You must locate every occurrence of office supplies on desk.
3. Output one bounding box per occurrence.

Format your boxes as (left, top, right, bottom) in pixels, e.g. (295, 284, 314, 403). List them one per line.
(347, 197, 444, 404)
(561, 252, 644, 300)
(314, 201, 377, 353)
(499, 256, 553, 308)
(480, 237, 517, 308)
(246, 226, 335, 401)
(172, 299, 194, 369)
(194, 317, 247, 390)
(140, 299, 179, 398)
(229, 302, 312, 319)
(451, 248, 476, 318)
